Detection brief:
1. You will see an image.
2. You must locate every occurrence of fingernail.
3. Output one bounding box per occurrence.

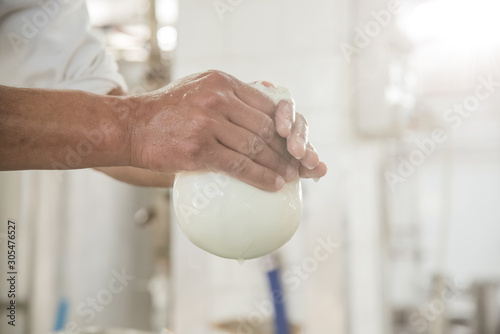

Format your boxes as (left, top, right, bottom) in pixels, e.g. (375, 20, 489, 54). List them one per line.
(276, 176, 285, 189)
(286, 165, 297, 181)
(303, 158, 320, 170)
(297, 136, 306, 145)
(262, 81, 275, 88)
(286, 120, 292, 131)
(313, 178, 320, 183)
(291, 140, 307, 160)
(308, 142, 318, 153)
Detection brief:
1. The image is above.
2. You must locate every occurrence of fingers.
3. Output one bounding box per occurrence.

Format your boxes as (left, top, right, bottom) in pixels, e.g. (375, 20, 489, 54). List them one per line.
(210, 145, 286, 192)
(231, 82, 323, 180)
(215, 121, 297, 182)
(287, 113, 308, 159)
(261, 81, 275, 88)
(195, 72, 326, 185)
(300, 142, 320, 170)
(247, 81, 294, 139)
(299, 161, 328, 179)
(275, 100, 294, 138)
(231, 79, 276, 118)
(224, 100, 292, 162)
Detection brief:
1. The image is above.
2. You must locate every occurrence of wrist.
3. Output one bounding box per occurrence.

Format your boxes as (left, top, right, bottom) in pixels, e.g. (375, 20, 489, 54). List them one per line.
(99, 94, 135, 167)
(125, 94, 143, 168)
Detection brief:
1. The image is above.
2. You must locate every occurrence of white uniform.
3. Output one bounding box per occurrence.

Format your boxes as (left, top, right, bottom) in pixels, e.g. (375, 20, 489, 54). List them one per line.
(0, 1, 153, 333)
(0, 0, 126, 93)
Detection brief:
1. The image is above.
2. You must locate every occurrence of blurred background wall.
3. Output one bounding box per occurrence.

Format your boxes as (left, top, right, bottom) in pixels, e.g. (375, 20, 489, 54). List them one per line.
(1, 0, 500, 334)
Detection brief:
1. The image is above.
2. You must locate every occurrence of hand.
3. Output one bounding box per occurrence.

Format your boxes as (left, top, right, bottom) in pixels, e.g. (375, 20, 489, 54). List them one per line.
(128, 70, 299, 191)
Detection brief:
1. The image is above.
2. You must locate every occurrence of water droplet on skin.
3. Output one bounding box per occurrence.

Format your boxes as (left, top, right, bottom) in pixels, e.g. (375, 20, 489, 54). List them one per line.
(238, 258, 246, 265)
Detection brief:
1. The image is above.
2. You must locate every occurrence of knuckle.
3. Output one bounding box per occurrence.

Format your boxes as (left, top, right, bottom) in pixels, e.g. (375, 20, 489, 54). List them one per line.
(259, 116, 275, 143)
(204, 92, 225, 109)
(237, 135, 265, 159)
(237, 135, 265, 158)
(192, 90, 224, 110)
(230, 157, 252, 176)
(191, 110, 214, 131)
(248, 135, 265, 156)
(204, 70, 230, 85)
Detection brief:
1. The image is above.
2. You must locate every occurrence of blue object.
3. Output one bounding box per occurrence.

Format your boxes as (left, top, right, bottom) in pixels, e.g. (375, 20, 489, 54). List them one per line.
(267, 268, 290, 334)
(53, 298, 69, 332)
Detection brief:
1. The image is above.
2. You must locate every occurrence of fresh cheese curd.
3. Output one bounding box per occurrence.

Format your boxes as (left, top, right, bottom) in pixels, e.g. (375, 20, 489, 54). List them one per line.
(172, 82, 303, 260)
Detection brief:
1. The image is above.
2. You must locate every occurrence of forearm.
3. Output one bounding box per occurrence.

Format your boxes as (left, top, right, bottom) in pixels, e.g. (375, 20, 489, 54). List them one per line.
(95, 166, 174, 187)
(0, 85, 130, 171)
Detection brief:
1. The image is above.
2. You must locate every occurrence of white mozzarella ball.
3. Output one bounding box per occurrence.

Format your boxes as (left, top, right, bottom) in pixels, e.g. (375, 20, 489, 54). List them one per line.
(173, 172, 302, 260)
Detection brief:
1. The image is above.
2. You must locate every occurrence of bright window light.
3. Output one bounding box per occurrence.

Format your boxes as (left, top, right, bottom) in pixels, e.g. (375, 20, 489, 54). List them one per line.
(157, 26, 177, 51)
(156, 0, 179, 26)
(401, 0, 500, 50)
